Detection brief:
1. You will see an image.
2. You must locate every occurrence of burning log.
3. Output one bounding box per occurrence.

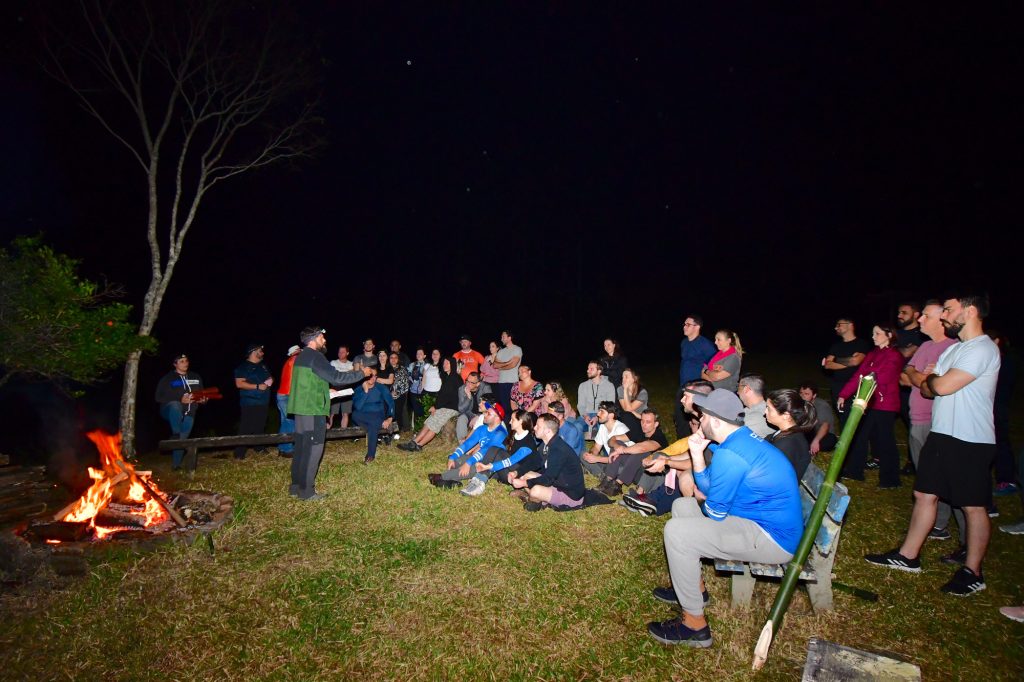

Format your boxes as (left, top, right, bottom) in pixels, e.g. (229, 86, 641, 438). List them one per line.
(94, 508, 148, 528)
(114, 461, 186, 527)
(23, 520, 91, 542)
(51, 472, 128, 521)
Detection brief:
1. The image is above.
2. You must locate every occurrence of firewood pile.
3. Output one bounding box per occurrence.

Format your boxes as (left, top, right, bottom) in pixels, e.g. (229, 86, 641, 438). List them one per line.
(0, 460, 60, 527)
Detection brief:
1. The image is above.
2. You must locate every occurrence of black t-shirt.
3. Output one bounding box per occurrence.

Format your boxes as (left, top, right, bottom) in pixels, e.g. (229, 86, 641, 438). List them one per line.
(633, 425, 669, 450)
(826, 337, 872, 390)
(896, 327, 927, 351)
(376, 365, 393, 382)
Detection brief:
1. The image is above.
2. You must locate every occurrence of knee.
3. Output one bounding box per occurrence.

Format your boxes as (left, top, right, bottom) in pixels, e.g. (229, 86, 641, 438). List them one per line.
(913, 490, 937, 505)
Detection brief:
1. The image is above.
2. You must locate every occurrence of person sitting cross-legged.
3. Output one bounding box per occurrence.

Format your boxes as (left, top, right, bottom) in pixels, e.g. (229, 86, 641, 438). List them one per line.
(462, 410, 543, 497)
(581, 401, 634, 481)
(647, 389, 803, 648)
(597, 408, 669, 497)
(510, 414, 586, 512)
(399, 357, 463, 452)
(427, 401, 508, 490)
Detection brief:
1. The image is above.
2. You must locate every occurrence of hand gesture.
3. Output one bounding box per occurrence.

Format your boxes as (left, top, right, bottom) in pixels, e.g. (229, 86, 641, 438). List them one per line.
(446, 459, 455, 470)
(265, 377, 273, 388)
(458, 463, 471, 478)
(688, 431, 710, 459)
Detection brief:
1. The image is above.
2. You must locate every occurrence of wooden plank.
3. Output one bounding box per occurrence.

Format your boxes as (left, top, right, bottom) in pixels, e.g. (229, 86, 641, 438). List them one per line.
(802, 638, 921, 681)
(159, 424, 396, 451)
(801, 463, 825, 498)
(815, 516, 844, 558)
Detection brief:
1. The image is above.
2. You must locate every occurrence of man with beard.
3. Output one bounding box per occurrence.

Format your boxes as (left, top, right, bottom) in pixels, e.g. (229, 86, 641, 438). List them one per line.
(288, 326, 371, 500)
(646, 389, 802, 648)
(577, 361, 616, 439)
(866, 294, 1000, 596)
(896, 302, 928, 473)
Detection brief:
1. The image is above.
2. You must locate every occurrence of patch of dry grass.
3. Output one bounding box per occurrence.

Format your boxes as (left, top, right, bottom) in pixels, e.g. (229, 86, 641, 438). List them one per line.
(1, 359, 1022, 680)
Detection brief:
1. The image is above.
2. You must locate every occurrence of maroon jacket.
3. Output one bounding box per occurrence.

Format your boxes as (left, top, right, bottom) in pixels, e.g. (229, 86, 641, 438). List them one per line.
(838, 346, 903, 412)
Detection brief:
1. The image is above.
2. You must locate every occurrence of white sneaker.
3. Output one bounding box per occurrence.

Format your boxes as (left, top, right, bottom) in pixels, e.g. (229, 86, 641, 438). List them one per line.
(460, 478, 486, 497)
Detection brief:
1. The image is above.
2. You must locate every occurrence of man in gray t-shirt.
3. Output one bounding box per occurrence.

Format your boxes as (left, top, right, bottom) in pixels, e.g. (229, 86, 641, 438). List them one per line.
(798, 383, 837, 454)
(737, 374, 773, 438)
(491, 329, 522, 420)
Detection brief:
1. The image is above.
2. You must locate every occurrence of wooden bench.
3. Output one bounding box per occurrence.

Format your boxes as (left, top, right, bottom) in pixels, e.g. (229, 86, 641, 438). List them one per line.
(159, 424, 399, 473)
(714, 462, 851, 612)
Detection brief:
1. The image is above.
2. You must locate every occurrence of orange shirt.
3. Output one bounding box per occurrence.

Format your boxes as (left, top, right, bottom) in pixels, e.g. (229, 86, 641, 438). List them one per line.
(453, 350, 485, 381)
(278, 355, 297, 395)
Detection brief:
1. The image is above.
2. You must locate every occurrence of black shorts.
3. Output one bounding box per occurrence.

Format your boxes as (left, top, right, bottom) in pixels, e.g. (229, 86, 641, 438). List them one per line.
(914, 432, 995, 507)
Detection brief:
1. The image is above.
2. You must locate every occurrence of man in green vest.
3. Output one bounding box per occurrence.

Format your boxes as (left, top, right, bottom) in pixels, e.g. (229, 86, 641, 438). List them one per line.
(288, 326, 370, 500)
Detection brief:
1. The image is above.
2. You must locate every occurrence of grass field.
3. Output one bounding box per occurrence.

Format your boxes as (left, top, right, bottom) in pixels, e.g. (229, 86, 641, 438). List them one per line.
(1, 355, 1022, 680)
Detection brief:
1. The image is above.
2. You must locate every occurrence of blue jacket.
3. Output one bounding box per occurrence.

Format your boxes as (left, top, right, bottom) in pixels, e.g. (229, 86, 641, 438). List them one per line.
(352, 383, 395, 418)
(694, 426, 804, 554)
(448, 422, 509, 463)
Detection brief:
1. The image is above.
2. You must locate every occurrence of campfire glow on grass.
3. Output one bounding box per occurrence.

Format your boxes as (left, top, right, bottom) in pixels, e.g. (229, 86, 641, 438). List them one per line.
(55, 431, 174, 540)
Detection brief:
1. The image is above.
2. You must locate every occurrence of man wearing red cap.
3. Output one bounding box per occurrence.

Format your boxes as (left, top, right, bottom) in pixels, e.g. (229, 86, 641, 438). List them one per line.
(428, 401, 508, 490)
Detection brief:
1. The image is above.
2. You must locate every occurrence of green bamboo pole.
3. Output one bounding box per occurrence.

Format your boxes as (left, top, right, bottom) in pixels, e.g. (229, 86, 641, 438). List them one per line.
(752, 372, 877, 671)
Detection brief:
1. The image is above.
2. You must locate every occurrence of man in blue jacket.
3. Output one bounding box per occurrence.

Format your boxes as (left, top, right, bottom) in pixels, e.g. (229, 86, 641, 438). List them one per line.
(674, 315, 715, 438)
(351, 368, 395, 464)
(647, 389, 803, 649)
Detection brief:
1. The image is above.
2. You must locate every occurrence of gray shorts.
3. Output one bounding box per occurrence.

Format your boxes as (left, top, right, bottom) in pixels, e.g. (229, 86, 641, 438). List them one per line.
(425, 407, 458, 433)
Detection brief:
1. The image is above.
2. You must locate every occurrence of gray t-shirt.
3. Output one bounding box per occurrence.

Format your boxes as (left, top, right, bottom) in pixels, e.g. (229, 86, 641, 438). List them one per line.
(710, 353, 741, 392)
(616, 385, 649, 413)
(743, 400, 774, 438)
(931, 334, 1000, 444)
(811, 397, 835, 434)
(496, 344, 523, 384)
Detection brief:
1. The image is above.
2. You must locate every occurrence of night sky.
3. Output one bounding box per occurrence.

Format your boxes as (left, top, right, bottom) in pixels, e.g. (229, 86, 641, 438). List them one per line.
(1, 3, 1021, 449)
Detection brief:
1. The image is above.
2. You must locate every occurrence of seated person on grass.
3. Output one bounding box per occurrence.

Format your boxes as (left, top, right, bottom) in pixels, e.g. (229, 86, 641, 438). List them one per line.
(623, 380, 713, 517)
(399, 357, 463, 452)
(427, 402, 508, 488)
(462, 410, 543, 496)
(596, 408, 669, 497)
(547, 400, 585, 456)
(510, 414, 586, 512)
(581, 402, 634, 480)
(646, 389, 802, 649)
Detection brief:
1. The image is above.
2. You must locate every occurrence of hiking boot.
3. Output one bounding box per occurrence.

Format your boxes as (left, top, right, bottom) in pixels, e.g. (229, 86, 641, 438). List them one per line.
(927, 527, 951, 541)
(993, 482, 1019, 497)
(398, 441, 421, 452)
(524, 501, 546, 512)
(623, 492, 658, 517)
(646, 616, 713, 648)
(427, 473, 442, 485)
(999, 520, 1024, 535)
(599, 479, 622, 496)
(940, 545, 967, 566)
(460, 478, 486, 497)
(940, 566, 986, 596)
(864, 549, 921, 573)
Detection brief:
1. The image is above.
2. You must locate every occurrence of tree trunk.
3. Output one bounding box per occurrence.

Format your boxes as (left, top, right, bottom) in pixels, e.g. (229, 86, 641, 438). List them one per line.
(119, 348, 144, 458)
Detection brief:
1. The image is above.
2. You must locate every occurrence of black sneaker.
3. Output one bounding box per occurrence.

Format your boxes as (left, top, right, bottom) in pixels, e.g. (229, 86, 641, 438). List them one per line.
(646, 617, 713, 648)
(987, 503, 1000, 518)
(940, 545, 967, 566)
(940, 566, 986, 596)
(866, 458, 880, 470)
(524, 501, 546, 512)
(864, 549, 921, 573)
(927, 527, 951, 541)
(623, 493, 658, 517)
(652, 586, 710, 607)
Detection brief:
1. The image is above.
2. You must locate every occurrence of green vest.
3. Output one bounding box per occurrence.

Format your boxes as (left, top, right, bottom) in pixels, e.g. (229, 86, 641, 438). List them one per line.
(287, 365, 330, 416)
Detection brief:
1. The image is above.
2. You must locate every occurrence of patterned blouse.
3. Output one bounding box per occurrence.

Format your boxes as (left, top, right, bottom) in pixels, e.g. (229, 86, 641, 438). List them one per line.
(511, 381, 545, 413)
(391, 365, 411, 398)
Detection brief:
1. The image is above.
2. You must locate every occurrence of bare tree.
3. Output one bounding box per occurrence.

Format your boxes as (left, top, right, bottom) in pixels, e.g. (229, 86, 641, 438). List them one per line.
(40, 1, 322, 455)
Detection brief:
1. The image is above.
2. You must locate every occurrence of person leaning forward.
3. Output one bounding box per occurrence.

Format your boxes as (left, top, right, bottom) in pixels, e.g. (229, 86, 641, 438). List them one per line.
(287, 326, 371, 500)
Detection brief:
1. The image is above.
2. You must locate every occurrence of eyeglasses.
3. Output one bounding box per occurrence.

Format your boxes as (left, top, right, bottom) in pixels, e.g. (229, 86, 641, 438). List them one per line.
(683, 322, 695, 327)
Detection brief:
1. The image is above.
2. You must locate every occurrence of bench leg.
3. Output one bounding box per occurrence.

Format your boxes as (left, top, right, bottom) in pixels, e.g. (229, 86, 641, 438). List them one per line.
(806, 551, 836, 612)
(188, 447, 199, 475)
(731, 565, 755, 608)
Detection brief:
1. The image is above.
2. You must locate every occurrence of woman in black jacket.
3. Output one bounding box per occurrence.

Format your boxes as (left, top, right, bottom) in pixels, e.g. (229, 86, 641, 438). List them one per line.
(399, 357, 463, 452)
(764, 388, 817, 479)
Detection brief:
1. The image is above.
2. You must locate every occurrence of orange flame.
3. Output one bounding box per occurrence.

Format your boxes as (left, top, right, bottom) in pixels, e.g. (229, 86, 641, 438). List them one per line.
(60, 430, 171, 537)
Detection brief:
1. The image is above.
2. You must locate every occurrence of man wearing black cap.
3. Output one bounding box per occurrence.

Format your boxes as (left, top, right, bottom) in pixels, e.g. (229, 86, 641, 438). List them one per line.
(453, 334, 485, 383)
(647, 389, 803, 649)
(288, 326, 371, 500)
(233, 343, 273, 460)
(155, 353, 206, 470)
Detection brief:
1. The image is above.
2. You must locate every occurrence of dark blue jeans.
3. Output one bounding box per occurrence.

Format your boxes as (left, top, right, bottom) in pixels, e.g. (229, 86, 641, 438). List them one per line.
(160, 402, 195, 469)
(353, 409, 386, 460)
(277, 393, 295, 454)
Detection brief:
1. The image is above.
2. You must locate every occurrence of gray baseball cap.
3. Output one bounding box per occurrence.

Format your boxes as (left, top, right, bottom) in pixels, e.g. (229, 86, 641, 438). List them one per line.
(691, 388, 745, 425)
